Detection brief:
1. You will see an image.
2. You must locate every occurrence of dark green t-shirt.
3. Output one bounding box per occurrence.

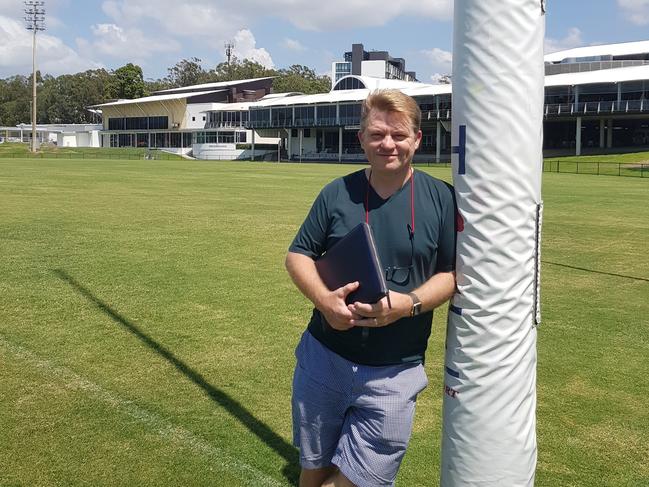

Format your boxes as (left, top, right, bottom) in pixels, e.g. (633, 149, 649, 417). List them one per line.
(289, 168, 456, 365)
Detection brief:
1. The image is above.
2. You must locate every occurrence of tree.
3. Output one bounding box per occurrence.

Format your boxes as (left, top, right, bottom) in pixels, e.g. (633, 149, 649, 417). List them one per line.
(165, 57, 208, 88)
(211, 57, 274, 82)
(145, 78, 172, 93)
(273, 64, 330, 94)
(105, 63, 147, 100)
(39, 69, 110, 123)
(0, 75, 31, 126)
(0, 58, 331, 126)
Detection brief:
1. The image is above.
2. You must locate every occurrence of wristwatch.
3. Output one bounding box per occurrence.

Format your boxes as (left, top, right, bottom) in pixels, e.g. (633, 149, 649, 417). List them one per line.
(408, 292, 422, 317)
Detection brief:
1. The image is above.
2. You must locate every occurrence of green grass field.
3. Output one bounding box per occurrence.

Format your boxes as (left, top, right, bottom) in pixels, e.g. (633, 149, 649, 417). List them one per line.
(1, 158, 647, 486)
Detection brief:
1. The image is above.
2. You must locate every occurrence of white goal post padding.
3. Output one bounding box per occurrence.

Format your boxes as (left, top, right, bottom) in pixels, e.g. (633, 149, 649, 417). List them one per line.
(441, 1, 545, 485)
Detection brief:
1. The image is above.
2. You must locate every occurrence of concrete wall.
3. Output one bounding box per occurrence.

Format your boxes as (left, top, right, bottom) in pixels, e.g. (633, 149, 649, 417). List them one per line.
(192, 143, 274, 160)
(288, 130, 317, 158)
(361, 60, 387, 78)
(185, 103, 214, 130)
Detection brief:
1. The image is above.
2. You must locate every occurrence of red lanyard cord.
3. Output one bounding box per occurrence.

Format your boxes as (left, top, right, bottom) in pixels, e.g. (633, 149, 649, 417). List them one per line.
(365, 168, 415, 237)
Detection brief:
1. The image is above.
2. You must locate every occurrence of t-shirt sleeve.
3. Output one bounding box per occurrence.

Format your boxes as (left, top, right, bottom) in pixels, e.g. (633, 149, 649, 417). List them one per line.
(288, 186, 331, 259)
(435, 182, 457, 273)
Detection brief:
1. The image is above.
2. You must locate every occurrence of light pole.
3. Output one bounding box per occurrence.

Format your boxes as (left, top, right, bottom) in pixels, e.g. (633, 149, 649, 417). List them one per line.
(24, 1, 45, 153)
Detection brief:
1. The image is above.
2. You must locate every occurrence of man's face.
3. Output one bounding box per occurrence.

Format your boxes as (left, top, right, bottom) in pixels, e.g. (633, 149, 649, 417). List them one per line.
(358, 109, 422, 176)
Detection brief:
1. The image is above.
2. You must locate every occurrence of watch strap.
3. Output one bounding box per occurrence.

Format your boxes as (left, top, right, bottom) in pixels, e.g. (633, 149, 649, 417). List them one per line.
(407, 291, 422, 317)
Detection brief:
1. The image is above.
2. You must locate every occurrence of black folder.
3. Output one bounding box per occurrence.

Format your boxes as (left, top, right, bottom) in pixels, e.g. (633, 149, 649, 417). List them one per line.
(315, 223, 389, 305)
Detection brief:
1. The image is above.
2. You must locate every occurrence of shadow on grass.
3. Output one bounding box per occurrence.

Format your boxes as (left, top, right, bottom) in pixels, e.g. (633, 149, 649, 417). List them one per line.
(543, 261, 649, 283)
(53, 268, 299, 485)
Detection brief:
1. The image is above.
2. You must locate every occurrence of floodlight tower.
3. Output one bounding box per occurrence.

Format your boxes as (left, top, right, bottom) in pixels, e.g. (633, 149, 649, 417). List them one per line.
(24, 0, 46, 153)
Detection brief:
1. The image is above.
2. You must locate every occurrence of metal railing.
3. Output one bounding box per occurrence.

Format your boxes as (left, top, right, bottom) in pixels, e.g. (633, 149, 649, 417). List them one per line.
(544, 100, 648, 117)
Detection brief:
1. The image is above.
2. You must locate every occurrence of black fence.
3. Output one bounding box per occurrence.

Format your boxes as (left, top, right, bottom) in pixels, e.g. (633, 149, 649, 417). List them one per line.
(2, 149, 646, 177)
(543, 160, 648, 178)
(0, 149, 182, 160)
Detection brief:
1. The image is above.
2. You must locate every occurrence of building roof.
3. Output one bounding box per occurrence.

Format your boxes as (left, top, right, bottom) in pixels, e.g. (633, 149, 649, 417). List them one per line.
(90, 90, 225, 108)
(259, 92, 303, 100)
(544, 40, 649, 63)
(544, 64, 649, 87)
(153, 77, 275, 95)
(90, 40, 649, 115)
(2, 124, 102, 132)
(242, 76, 451, 108)
(332, 75, 424, 91)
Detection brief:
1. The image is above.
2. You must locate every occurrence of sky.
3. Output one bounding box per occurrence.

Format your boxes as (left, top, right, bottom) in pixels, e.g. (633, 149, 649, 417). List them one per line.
(1, 0, 649, 83)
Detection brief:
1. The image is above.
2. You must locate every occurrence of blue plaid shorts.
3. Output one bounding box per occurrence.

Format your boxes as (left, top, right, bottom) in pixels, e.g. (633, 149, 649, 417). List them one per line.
(292, 331, 428, 487)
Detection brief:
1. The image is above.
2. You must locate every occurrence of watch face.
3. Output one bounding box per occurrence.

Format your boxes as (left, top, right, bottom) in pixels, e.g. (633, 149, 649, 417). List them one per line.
(409, 292, 421, 317)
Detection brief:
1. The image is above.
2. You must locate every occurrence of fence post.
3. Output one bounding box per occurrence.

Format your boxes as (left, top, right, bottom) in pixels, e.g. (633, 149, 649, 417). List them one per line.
(618, 163, 621, 177)
(576, 161, 579, 174)
(597, 162, 599, 176)
(557, 160, 560, 173)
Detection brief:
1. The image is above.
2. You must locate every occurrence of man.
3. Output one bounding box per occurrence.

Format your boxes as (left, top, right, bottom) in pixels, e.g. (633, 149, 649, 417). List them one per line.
(286, 89, 456, 487)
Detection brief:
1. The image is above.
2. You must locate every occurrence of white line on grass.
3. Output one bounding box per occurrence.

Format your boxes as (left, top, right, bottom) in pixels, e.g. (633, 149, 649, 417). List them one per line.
(0, 334, 287, 487)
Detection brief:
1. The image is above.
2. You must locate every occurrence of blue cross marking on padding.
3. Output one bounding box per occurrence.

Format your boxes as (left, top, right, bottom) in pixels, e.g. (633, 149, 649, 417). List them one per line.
(452, 125, 467, 175)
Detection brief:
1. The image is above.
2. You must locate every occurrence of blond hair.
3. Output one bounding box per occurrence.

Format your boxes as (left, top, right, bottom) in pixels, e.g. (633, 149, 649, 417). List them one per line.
(359, 89, 421, 135)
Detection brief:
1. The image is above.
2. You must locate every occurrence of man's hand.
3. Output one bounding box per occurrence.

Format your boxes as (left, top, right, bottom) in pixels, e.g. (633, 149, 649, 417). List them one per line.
(318, 281, 361, 331)
(348, 291, 412, 328)
(285, 252, 364, 332)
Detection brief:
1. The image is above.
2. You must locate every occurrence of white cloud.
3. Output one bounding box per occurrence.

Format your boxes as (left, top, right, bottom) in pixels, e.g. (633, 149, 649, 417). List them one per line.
(544, 27, 584, 55)
(0, 0, 23, 13)
(79, 23, 180, 60)
(99, 0, 451, 34)
(420, 47, 452, 84)
(262, 0, 452, 31)
(618, 0, 649, 25)
(2, 0, 454, 77)
(233, 29, 274, 68)
(282, 38, 306, 52)
(0, 15, 102, 77)
(101, 0, 244, 39)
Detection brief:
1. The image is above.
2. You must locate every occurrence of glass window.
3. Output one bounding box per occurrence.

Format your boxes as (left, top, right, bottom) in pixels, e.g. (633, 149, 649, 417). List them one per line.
(545, 87, 573, 105)
(620, 81, 647, 101)
(579, 83, 618, 102)
(339, 104, 361, 124)
(272, 107, 292, 126)
(294, 106, 314, 126)
(437, 95, 452, 110)
(249, 108, 270, 127)
(219, 131, 234, 143)
(316, 104, 337, 125)
(333, 77, 366, 91)
(108, 117, 125, 130)
(148, 116, 168, 130)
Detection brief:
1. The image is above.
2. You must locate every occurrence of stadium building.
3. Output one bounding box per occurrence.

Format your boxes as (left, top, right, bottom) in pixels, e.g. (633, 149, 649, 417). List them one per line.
(90, 40, 649, 161)
(331, 43, 418, 88)
(91, 77, 280, 159)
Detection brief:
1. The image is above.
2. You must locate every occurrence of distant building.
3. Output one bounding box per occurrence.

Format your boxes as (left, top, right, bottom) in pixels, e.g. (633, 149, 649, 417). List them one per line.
(544, 39, 649, 75)
(331, 43, 418, 89)
(90, 77, 279, 159)
(79, 39, 649, 160)
(0, 123, 102, 147)
(542, 40, 649, 154)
